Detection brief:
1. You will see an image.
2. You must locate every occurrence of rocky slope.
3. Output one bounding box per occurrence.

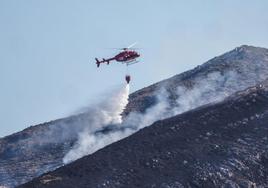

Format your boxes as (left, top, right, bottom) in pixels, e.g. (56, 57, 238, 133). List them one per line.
(20, 79, 268, 188)
(1, 45, 268, 187)
(124, 45, 268, 114)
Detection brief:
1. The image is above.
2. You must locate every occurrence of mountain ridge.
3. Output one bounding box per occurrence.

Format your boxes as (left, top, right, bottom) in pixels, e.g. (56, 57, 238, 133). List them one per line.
(19, 76, 268, 188)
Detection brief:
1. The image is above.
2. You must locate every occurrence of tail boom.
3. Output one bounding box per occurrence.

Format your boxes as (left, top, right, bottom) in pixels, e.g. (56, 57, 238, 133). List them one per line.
(95, 58, 114, 67)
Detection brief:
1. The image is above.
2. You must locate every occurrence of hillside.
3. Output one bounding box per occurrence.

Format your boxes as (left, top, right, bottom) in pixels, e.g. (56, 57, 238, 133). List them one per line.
(20, 78, 268, 188)
(1, 45, 268, 187)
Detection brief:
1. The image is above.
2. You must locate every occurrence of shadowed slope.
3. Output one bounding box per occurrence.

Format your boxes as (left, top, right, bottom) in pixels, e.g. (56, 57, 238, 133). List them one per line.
(20, 79, 268, 188)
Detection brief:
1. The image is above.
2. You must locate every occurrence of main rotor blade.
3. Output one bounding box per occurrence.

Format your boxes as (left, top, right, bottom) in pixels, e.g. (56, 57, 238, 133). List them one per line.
(105, 42, 140, 51)
(127, 42, 138, 49)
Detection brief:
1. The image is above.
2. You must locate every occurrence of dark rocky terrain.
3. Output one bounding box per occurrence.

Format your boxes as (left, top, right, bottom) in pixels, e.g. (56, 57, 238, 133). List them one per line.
(1, 45, 268, 187)
(20, 78, 268, 188)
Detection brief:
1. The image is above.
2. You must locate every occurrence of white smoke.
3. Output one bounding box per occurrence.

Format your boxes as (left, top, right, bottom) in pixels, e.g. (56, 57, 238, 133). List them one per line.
(123, 88, 170, 130)
(63, 87, 173, 164)
(173, 71, 239, 115)
(63, 84, 130, 163)
(122, 70, 254, 132)
(63, 128, 134, 164)
(63, 69, 264, 164)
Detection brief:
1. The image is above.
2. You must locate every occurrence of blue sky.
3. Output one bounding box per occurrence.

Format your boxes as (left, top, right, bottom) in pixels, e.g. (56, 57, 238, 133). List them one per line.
(1, 0, 268, 137)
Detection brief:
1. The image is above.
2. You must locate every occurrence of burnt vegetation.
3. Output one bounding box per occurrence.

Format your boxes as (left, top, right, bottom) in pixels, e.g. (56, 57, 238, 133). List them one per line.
(20, 79, 268, 188)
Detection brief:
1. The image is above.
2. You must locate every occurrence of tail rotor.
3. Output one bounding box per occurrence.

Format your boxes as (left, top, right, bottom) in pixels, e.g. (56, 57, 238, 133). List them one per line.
(95, 58, 100, 67)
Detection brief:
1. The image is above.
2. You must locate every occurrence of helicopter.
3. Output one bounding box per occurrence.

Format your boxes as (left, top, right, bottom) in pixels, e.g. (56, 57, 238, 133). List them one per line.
(95, 42, 140, 67)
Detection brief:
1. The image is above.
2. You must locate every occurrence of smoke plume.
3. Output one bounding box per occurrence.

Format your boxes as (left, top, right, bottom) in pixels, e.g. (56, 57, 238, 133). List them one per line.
(63, 69, 262, 164)
(63, 84, 130, 163)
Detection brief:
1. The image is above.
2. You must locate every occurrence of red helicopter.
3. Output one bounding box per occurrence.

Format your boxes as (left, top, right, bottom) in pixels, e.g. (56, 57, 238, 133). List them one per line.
(94, 43, 140, 84)
(95, 42, 140, 67)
